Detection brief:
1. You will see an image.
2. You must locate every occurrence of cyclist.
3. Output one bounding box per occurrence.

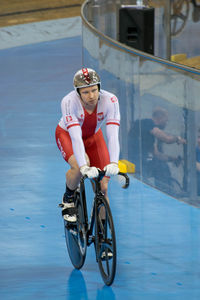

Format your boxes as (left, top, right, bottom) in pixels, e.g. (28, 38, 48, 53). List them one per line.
(55, 68, 120, 222)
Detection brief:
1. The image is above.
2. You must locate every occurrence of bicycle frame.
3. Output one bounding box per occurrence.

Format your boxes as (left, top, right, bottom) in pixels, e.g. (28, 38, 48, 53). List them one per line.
(79, 174, 104, 247)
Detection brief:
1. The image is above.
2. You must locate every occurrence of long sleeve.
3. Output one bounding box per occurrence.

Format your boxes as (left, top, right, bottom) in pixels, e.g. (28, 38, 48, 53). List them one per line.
(68, 125, 87, 167)
(60, 94, 87, 167)
(106, 124, 120, 163)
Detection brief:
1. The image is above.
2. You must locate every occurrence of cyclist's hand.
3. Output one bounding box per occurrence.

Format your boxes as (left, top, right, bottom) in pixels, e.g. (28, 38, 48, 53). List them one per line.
(80, 165, 99, 178)
(104, 163, 119, 176)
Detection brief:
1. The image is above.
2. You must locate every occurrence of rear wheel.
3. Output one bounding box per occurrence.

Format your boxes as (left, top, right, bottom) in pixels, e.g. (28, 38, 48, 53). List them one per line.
(64, 191, 87, 269)
(95, 196, 116, 286)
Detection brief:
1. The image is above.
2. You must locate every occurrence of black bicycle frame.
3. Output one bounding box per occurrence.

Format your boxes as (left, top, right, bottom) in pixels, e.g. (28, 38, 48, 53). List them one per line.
(79, 174, 104, 247)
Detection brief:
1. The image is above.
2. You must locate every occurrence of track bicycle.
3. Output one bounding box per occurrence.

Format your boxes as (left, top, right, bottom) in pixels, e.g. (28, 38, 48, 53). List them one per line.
(61, 170, 129, 286)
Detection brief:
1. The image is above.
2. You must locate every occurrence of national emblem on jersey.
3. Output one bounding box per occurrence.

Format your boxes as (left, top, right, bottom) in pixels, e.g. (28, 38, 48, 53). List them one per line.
(110, 96, 118, 103)
(97, 112, 104, 121)
(66, 115, 73, 122)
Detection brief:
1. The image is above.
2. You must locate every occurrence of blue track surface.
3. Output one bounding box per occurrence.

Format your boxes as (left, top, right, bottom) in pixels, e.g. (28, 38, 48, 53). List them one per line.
(0, 34, 200, 300)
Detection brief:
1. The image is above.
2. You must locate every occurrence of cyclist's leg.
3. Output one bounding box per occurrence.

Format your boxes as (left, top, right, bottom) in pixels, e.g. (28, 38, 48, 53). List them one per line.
(99, 177, 109, 220)
(56, 125, 80, 190)
(66, 155, 82, 190)
(100, 177, 109, 202)
(56, 125, 89, 189)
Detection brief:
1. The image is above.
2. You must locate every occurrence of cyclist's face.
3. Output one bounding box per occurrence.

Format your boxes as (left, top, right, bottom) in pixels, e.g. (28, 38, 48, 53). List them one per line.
(79, 85, 99, 110)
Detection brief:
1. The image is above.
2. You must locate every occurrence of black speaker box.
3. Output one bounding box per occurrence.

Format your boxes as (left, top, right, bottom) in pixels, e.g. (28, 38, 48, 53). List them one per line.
(119, 6, 155, 54)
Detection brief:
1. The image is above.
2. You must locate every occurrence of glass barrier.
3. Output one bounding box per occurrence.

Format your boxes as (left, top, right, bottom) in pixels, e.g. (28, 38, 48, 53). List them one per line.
(81, 0, 200, 206)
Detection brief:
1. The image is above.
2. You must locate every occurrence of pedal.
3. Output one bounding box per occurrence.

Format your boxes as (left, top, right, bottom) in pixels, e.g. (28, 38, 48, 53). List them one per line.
(101, 250, 113, 261)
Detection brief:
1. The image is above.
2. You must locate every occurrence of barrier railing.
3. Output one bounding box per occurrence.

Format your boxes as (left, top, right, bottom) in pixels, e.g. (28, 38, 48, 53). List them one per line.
(81, 0, 200, 205)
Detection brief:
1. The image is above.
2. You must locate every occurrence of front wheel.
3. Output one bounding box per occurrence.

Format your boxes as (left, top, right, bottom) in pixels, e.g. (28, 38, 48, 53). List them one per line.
(95, 195, 117, 286)
(64, 192, 87, 269)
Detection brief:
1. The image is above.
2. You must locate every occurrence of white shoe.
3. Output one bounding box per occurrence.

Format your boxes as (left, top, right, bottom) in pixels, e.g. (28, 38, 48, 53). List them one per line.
(62, 201, 77, 223)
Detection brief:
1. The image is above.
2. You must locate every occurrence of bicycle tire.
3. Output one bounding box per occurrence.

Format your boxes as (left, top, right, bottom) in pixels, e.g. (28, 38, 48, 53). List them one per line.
(64, 191, 87, 269)
(95, 195, 116, 286)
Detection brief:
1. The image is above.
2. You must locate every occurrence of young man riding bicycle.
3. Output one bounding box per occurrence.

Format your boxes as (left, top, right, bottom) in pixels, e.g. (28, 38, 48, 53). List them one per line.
(55, 68, 120, 223)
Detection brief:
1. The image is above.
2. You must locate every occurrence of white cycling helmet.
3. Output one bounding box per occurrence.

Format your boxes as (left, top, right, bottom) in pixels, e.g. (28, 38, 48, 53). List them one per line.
(73, 68, 101, 92)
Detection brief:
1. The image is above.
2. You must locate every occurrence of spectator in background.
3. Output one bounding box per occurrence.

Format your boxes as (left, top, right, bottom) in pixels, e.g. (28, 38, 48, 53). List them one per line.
(128, 107, 186, 189)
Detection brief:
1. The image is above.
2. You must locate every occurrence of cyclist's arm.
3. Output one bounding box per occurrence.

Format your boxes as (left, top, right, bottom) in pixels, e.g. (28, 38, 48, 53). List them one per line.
(105, 94, 120, 163)
(68, 125, 87, 167)
(61, 97, 87, 167)
(106, 124, 120, 163)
